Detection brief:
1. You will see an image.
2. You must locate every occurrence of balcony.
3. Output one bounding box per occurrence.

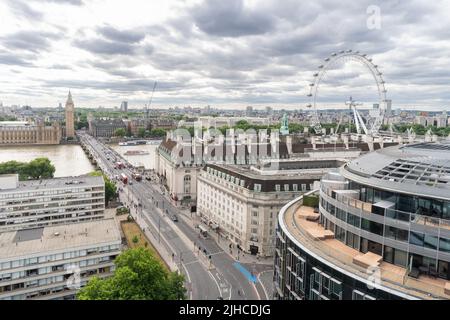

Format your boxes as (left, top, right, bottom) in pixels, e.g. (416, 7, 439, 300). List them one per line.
(281, 195, 450, 300)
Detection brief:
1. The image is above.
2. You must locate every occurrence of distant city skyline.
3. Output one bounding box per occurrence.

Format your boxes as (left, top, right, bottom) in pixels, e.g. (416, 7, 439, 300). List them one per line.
(1, 1, 450, 110)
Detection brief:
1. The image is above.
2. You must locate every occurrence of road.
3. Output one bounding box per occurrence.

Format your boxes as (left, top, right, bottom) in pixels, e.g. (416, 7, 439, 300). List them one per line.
(79, 133, 267, 300)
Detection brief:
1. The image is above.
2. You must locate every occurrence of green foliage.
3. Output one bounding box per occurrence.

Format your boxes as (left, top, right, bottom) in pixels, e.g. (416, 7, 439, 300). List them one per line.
(89, 171, 117, 205)
(77, 248, 186, 300)
(114, 128, 127, 137)
(116, 207, 129, 215)
(0, 157, 55, 180)
(0, 115, 17, 121)
(137, 127, 146, 138)
(303, 195, 319, 207)
(149, 128, 167, 137)
(132, 235, 139, 244)
(288, 123, 304, 133)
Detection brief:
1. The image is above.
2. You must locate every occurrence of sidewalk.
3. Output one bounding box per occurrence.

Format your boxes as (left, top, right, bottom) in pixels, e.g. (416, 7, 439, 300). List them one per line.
(118, 190, 180, 273)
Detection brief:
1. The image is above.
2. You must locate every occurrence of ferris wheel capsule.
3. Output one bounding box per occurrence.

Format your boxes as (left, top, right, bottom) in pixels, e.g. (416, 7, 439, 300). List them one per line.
(306, 104, 312, 108)
(307, 93, 313, 97)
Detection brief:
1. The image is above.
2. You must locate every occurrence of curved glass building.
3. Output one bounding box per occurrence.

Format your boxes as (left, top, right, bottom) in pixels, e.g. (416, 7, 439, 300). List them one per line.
(274, 142, 450, 300)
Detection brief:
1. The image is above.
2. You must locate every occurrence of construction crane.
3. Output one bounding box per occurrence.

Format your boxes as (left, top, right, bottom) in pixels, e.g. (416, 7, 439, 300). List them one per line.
(145, 81, 157, 119)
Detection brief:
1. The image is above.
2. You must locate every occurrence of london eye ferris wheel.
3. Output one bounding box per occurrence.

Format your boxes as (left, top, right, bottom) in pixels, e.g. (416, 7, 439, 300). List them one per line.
(306, 50, 388, 136)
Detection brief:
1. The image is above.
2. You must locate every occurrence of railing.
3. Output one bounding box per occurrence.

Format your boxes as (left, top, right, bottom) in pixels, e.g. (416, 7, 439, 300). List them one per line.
(320, 184, 450, 234)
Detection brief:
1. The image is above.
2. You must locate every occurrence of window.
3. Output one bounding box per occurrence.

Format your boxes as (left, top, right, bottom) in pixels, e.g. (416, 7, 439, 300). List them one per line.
(275, 185, 280, 192)
(410, 232, 424, 247)
(394, 249, 407, 267)
(184, 175, 191, 194)
(352, 290, 365, 300)
(353, 290, 376, 300)
(384, 246, 394, 264)
(347, 213, 360, 227)
(439, 238, 450, 253)
(362, 219, 383, 236)
(424, 235, 438, 250)
(330, 279, 342, 299)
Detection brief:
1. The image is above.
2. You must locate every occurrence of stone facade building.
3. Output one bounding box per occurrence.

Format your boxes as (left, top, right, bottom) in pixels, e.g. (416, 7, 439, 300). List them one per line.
(88, 119, 126, 138)
(0, 121, 61, 146)
(65, 91, 75, 139)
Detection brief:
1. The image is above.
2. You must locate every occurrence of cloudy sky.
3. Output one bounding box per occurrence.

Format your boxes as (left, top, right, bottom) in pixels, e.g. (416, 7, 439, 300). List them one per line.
(0, 0, 449, 110)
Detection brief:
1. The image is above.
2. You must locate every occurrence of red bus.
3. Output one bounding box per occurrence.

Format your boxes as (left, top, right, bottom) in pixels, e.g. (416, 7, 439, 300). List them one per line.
(120, 173, 128, 184)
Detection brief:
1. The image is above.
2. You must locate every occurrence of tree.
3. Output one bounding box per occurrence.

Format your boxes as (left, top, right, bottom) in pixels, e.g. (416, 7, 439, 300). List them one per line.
(132, 235, 139, 244)
(137, 127, 146, 138)
(0, 158, 55, 180)
(114, 128, 126, 137)
(149, 128, 167, 137)
(89, 171, 117, 205)
(25, 158, 55, 179)
(77, 248, 186, 300)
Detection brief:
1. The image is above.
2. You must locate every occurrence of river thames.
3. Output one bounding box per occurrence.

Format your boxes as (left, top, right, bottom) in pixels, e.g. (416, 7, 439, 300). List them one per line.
(110, 142, 160, 169)
(0, 142, 160, 177)
(0, 145, 95, 177)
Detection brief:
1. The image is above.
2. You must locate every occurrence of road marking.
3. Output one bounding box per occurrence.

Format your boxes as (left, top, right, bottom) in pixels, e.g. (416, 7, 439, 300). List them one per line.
(208, 270, 222, 299)
(257, 270, 273, 300)
(233, 262, 257, 283)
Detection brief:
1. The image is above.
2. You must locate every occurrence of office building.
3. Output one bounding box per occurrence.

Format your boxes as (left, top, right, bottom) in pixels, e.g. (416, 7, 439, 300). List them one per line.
(88, 119, 126, 138)
(120, 101, 128, 113)
(197, 159, 345, 256)
(0, 219, 121, 300)
(274, 142, 450, 300)
(0, 174, 105, 232)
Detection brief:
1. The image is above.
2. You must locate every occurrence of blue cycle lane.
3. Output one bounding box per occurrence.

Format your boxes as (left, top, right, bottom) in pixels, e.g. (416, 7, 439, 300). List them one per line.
(233, 262, 258, 283)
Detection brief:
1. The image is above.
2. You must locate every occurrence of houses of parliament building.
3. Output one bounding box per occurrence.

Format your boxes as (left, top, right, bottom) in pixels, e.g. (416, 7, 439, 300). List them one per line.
(0, 92, 74, 146)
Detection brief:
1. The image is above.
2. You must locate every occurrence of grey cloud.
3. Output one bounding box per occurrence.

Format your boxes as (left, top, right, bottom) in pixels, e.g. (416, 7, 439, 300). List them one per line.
(73, 38, 136, 55)
(0, 52, 35, 67)
(191, 0, 275, 37)
(6, 0, 43, 21)
(43, 78, 189, 93)
(1, 31, 61, 54)
(97, 25, 146, 44)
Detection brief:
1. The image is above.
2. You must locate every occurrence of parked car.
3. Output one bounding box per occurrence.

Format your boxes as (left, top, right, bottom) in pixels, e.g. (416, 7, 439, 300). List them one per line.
(171, 215, 178, 222)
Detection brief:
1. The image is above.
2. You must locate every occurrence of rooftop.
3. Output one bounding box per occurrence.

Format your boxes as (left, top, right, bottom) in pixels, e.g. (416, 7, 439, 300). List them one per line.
(0, 218, 121, 260)
(0, 175, 104, 193)
(203, 160, 339, 192)
(343, 141, 450, 200)
(280, 196, 450, 300)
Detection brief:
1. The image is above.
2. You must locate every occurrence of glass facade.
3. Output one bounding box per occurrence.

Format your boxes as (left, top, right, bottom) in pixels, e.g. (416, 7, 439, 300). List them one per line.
(319, 174, 450, 282)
